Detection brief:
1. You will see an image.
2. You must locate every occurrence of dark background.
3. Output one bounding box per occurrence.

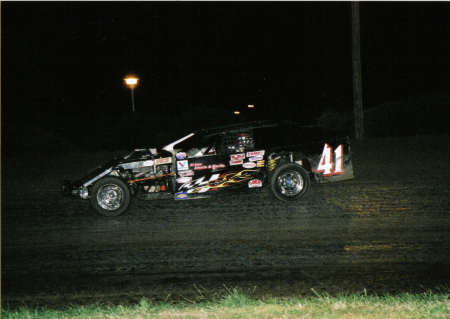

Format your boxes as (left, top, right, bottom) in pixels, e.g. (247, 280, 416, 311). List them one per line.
(1, 2, 449, 149)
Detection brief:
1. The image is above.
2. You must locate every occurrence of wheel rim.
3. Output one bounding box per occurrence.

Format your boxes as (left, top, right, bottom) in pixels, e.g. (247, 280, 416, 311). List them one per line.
(277, 170, 304, 196)
(97, 184, 124, 211)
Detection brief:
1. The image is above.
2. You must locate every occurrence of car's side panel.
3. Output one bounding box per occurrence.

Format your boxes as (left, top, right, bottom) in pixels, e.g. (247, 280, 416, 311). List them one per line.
(266, 137, 354, 183)
(174, 152, 266, 198)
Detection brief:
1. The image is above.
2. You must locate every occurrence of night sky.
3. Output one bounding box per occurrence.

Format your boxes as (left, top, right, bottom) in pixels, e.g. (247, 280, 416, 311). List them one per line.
(2, 2, 449, 125)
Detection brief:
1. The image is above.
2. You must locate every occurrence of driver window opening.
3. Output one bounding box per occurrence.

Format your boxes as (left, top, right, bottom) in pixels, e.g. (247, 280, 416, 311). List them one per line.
(221, 130, 255, 154)
(187, 135, 221, 157)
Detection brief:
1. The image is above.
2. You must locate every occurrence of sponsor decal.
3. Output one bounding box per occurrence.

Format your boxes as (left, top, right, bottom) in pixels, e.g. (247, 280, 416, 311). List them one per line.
(189, 164, 226, 171)
(177, 160, 189, 171)
(230, 159, 244, 166)
(176, 177, 192, 184)
(247, 150, 265, 157)
(248, 179, 262, 188)
(194, 165, 208, 170)
(155, 157, 172, 165)
(256, 160, 265, 167)
(175, 192, 188, 200)
(243, 162, 257, 169)
(231, 153, 245, 160)
(249, 156, 263, 162)
(142, 160, 154, 167)
(179, 170, 194, 177)
(211, 164, 225, 170)
(176, 152, 187, 160)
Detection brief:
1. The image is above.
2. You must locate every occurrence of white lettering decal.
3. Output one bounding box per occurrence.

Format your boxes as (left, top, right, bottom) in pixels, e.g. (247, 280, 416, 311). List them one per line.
(246, 150, 265, 157)
(142, 160, 154, 167)
(249, 156, 263, 162)
(179, 170, 194, 177)
(316, 144, 345, 176)
(176, 177, 192, 183)
(243, 162, 256, 169)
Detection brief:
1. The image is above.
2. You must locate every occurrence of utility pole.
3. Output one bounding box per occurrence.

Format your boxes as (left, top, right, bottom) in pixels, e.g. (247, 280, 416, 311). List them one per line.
(352, 1, 364, 139)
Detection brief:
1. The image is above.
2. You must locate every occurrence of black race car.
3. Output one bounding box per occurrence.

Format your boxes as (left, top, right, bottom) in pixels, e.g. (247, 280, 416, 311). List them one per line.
(62, 121, 354, 216)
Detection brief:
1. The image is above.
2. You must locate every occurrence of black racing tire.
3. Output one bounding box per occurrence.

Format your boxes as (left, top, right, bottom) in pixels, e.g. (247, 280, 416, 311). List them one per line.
(269, 163, 310, 201)
(90, 177, 131, 217)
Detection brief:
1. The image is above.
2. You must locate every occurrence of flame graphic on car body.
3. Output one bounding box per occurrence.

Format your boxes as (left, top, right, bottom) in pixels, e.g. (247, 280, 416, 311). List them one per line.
(179, 169, 260, 193)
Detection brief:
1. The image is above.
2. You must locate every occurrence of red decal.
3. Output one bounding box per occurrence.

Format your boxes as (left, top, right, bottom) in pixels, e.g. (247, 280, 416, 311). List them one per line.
(248, 179, 262, 188)
(155, 157, 171, 165)
(231, 154, 245, 160)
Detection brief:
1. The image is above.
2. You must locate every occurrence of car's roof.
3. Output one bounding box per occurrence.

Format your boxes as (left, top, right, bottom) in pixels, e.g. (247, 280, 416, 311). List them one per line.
(196, 120, 277, 137)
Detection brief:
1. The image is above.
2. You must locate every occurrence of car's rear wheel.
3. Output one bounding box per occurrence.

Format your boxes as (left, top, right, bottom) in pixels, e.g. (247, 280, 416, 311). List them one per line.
(269, 163, 310, 201)
(90, 177, 130, 216)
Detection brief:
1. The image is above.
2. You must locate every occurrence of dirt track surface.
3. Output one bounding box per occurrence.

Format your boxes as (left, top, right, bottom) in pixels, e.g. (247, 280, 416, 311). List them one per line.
(2, 135, 450, 308)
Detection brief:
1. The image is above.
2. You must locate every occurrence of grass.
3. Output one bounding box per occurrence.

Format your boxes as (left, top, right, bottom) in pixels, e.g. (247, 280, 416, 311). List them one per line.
(2, 286, 450, 318)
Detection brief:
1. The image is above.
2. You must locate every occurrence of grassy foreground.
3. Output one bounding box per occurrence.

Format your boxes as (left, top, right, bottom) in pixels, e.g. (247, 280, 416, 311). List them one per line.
(2, 287, 449, 319)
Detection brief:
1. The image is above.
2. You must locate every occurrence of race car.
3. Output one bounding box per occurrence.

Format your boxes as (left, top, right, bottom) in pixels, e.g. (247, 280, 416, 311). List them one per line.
(62, 121, 354, 216)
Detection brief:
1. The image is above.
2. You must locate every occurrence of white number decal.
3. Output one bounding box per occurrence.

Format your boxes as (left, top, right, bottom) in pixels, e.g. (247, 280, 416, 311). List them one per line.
(317, 144, 344, 176)
(317, 144, 334, 176)
(334, 144, 344, 175)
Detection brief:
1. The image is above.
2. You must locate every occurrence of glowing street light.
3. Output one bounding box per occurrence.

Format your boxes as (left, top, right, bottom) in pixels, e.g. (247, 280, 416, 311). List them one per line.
(248, 104, 254, 108)
(234, 111, 240, 115)
(124, 76, 139, 113)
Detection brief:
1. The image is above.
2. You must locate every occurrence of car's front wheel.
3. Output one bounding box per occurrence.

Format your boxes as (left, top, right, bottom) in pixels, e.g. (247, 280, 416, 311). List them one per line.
(90, 177, 131, 216)
(269, 163, 310, 201)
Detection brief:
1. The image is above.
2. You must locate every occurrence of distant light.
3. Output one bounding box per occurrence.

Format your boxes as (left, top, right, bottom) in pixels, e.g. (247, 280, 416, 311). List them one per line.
(248, 105, 254, 108)
(125, 78, 138, 85)
(124, 77, 139, 88)
(234, 111, 240, 115)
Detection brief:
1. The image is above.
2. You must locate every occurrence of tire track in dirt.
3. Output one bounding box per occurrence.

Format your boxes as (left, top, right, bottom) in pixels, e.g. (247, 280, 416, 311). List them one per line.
(3, 182, 449, 279)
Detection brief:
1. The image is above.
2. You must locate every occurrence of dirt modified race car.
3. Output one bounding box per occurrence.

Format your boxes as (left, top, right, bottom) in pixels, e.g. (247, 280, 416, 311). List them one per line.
(62, 121, 354, 216)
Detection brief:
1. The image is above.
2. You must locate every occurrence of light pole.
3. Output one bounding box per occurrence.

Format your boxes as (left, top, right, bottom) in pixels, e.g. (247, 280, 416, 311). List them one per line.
(124, 76, 139, 113)
(351, 2, 364, 139)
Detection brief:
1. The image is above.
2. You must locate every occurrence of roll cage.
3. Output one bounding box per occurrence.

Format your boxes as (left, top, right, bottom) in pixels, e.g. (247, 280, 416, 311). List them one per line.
(162, 121, 278, 156)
